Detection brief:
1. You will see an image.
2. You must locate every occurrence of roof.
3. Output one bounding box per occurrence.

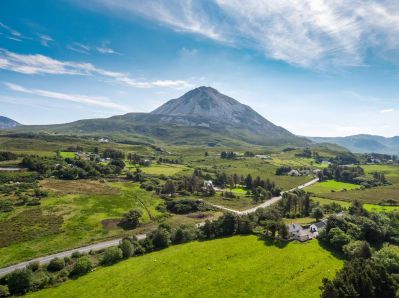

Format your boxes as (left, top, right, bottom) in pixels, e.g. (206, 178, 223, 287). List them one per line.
(313, 221, 327, 229)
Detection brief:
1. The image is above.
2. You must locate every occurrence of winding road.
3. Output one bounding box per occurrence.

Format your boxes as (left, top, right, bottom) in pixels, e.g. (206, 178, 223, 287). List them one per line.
(0, 177, 318, 277)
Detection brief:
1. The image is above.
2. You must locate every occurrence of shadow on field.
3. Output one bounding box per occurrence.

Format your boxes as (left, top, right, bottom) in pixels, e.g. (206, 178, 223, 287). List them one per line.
(258, 235, 289, 249)
(317, 239, 346, 260)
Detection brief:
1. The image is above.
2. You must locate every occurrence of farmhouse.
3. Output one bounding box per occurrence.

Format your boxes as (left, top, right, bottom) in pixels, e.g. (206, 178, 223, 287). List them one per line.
(288, 220, 327, 242)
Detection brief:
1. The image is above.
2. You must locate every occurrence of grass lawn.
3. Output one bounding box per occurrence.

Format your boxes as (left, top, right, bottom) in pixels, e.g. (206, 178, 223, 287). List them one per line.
(305, 180, 360, 195)
(28, 236, 343, 298)
(59, 151, 76, 158)
(283, 217, 316, 225)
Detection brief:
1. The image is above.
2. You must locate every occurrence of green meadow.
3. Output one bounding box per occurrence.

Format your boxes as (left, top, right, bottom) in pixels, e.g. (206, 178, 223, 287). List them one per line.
(27, 236, 343, 298)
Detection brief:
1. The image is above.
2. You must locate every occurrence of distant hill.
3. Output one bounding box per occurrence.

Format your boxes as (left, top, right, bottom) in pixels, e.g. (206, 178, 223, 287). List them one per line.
(309, 135, 399, 155)
(10, 86, 310, 147)
(0, 116, 20, 129)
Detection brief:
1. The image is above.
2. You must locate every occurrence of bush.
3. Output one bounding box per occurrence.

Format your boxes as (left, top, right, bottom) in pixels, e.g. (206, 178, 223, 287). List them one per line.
(171, 225, 198, 244)
(71, 251, 81, 258)
(27, 261, 40, 272)
(120, 209, 143, 229)
(47, 257, 65, 272)
(31, 270, 51, 290)
(70, 257, 92, 277)
(7, 268, 33, 295)
(0, 285, 10, 297)
(120, 239, 134, 258)
(101, 247, 123, 265)
(150, 227, 171, 249)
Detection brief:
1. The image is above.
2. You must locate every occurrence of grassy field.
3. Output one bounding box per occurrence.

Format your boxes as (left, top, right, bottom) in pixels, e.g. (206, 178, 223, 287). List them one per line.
(28, 236, 343, 298)
(312, 197, 399, 213)
(139, 164, 190, 176)
(0, 180, 163, 267)
(59, 151, 76, 158)
(305, 180, 360, 194)
(203, 194, 257, 210)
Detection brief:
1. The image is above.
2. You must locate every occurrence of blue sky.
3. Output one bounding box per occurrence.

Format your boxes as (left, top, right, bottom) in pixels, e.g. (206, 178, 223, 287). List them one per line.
(1, 0, 399, 137)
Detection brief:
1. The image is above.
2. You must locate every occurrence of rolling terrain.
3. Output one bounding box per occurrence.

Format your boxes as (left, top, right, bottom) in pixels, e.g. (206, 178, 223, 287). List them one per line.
(7, 87, 309, 147)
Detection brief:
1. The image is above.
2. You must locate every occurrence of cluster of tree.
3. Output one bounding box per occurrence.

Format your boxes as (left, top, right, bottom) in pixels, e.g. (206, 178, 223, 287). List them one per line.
(127, 153, 152, 166)
(21, 155, 124, 179)
(157, 157, 181, 164)
(64, 145, 83, 152)
(119, 209, 143, 229)
(0, 151, 17, 161)
(278, 189, 311, 218)
(220, 151, 237, 159)
(329, 152, 359, 165)
(363, 153, 398, 164)
(244, 151, 255, 157)
(0, 253, 93, 296)
(275, 166, 293, 176)
(317, 164, 365, 184)
(320, 202, 399, 250)
(102, 149, 125, 159)
(244, 174, 281, 199)
(163, 198, 209, 214)
(319, 202, 399, 297)
(295, 148, 313, 158)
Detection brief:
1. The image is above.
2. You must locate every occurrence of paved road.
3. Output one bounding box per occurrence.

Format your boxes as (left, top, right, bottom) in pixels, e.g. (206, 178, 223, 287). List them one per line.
(0, 178, 318, 277)
(209, 177, 319, 215)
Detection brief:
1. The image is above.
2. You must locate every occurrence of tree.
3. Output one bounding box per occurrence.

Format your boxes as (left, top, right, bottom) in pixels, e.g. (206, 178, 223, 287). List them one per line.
(7, 268, 33, 295)
(245, 174, 253, 189)
(163, 179, 176, 196)
(70, 257, 92, 277)
(328, 227, 351, 251)
(47, 257, 65, 272)
(121, 208, 143, 229)
(311, 207, 324, 221)
(120, 238, 134, 258)
(150, 226, 171, 249)
(101, 247, 123, 265)
(342, 241, 372, 259)
(321, 258, 397, 298)
(219, 213, 238, 236)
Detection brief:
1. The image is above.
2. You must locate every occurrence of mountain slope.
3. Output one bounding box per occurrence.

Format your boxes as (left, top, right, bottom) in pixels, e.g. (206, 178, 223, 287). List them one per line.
(0, 116, 20, 129)
(309, 135, 399, 154)
(9, 87, 309, 147)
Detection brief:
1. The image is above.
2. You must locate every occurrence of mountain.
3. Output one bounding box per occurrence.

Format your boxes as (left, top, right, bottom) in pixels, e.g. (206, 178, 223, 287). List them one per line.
(9, 87, 309, 147)
(0, 116, 20, 129)
(309, 135, 399, 155)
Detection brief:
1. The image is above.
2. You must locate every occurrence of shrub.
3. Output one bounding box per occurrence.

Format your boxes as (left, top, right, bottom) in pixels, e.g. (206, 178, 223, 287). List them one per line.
(31, 270, 51, 290)
(71, 251, 81, 258)
(0, 285, 10, 297)
(47, 257, 65, 272)
(120, 239, 134, 258)
(70, 257, 92, 277)
(120, 209, 143, 229)
(150, 227, 171, 249)
(27, 261, 40, 272)
(101, 247, 123, 265)
(7, 268, 33, 295)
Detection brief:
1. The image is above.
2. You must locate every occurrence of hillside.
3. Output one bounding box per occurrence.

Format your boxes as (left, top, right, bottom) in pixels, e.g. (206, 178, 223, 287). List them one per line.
(9, 87, 309, 147)
(0, 116, 20, 129)
(27, 236, 343, 298)
(309, 135, 399, 154)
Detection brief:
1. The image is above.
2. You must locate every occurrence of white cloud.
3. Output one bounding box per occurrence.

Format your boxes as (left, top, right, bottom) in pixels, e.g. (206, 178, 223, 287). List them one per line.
(0, 49, 192, 89)
(39, 35, 53, 47)
(81, 0, 399, 68)
(4, 82, 128, 111)
(96, 46, 120, 55)
(67, 42, 91, 55)
(0, 22, 22, 37)
(380, 108, 394, 113)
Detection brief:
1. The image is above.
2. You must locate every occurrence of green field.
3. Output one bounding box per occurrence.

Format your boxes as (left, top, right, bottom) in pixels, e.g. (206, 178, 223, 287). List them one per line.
(27, 236, 343, 298)
(139, 164, 190, 176)
(59, 151, 76, 158)
(0, 180, 163, 267)
(312, 197, 399, 213)
(305, 180, 360, 194)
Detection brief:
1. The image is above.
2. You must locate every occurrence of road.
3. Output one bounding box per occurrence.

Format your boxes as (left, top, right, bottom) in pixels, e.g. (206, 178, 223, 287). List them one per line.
(0, 178, 318, 277)
(208, 178, 319, 215)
